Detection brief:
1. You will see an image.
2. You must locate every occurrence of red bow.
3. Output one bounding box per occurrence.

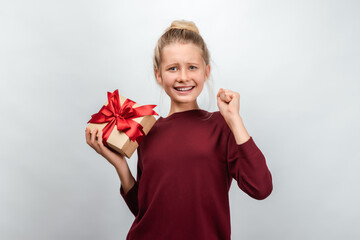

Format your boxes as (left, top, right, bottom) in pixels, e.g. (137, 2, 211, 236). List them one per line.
(87, 89, 158, 145)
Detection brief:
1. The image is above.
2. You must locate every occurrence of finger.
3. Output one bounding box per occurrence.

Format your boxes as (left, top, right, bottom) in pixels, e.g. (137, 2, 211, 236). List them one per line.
(85, 127, 91, 145)
(220, 90, 231, 103)
(217, 89, 227, 103)
(234, 92, 240, 100)
(217, 88, 230, 102)
(227, 91, 240, 101)
(220, 92, 228, 102)
(92, 128, 103, 153)
(90, 128, 98, 145)
(217, 91, 224, 103)
(225, 90, 239, 102)
(95, 130, 105, 154)
(97, 129, 104, 146)
(217, 88, 223, 98)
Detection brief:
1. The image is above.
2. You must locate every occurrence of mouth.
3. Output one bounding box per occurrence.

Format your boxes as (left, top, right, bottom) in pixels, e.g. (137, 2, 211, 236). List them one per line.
(173, 86, 195, 93)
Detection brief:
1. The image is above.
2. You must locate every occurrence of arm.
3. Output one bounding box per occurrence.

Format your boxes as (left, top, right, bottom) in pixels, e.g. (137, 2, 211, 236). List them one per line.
(119, 156, 141, 217)
(114, 159, 136, 195)
(217, 88, 273, 200)
(85, 127, 139, 216)
(226, 132, 273, 200)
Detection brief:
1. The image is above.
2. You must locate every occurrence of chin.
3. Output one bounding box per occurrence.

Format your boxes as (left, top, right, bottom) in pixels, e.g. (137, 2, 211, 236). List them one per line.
(173, 98, 198, 104)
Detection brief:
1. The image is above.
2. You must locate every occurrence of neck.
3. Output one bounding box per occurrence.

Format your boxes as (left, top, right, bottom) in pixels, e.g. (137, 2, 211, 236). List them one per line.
(167, 100, 200, 117)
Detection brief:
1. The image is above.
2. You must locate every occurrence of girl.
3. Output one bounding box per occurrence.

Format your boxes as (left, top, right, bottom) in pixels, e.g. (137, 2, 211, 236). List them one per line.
(85, 20, 272, 240)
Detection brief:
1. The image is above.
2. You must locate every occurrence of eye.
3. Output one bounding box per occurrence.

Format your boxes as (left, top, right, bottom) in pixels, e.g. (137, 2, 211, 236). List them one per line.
(168, 66, 177, 71)
(189, 66, 197, 70)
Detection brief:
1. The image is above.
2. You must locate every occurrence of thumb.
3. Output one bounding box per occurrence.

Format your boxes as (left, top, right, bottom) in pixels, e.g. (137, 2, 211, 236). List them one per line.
(218, 88, 231, 103)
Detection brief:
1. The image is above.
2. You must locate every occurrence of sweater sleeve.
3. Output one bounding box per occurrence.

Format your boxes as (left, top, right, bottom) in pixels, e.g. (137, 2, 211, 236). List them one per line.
(226, 133, 273, 200)
(120, 150, 142, 217)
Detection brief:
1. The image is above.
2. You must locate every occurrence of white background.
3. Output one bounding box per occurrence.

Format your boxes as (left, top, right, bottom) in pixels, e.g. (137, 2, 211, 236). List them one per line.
(1, 0, 359, 239)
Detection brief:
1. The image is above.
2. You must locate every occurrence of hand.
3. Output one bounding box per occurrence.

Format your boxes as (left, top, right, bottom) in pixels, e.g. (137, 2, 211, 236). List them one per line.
(217, 88, 241, 123)
(85, 127, 126, 166)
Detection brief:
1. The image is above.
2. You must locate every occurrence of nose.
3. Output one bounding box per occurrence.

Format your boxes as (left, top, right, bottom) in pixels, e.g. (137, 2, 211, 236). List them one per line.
(178, 68, 190, 82)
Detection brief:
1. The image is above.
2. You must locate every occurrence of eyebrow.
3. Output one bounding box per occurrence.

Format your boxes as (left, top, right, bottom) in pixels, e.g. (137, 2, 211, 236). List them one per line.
(164, 62, 200, 68)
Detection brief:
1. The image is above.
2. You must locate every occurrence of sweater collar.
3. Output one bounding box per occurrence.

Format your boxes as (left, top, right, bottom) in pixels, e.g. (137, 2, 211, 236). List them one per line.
(158, 109, 211, 121)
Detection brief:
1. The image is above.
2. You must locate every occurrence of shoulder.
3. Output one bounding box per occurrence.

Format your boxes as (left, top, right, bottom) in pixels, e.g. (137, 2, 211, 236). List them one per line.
(209, 111, 230, 129)
(210, 111, 223, 122)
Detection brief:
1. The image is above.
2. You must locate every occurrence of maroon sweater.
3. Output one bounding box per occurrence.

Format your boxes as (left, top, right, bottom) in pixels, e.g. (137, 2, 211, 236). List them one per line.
(120, 109, 272, 240)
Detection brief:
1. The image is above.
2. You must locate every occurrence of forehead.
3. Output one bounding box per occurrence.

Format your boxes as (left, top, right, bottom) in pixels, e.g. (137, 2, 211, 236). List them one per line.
(161, 43, 203, 64)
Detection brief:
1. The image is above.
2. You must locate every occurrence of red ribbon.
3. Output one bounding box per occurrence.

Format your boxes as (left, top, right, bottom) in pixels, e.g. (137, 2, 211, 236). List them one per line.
(87, 89, 158, 146)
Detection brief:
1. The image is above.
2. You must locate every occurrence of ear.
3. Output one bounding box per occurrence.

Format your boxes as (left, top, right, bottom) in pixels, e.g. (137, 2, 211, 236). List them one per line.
(205, 64, 211, 81)
(155, 68, 162, 85)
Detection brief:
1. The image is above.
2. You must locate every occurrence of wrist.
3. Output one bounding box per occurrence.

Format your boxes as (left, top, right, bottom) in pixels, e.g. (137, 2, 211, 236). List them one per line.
(102, 150, 126, 169)
(227, 114, 243, 131)
(227, 115, 251, 144)
(112, 156, 126, 169)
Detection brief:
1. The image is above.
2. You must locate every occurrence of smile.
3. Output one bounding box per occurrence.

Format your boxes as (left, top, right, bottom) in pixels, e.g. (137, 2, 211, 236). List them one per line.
(174, 86, 195, 92)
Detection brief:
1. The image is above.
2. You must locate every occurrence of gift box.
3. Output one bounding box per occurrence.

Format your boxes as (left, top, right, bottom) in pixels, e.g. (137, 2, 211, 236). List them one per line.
(87, 89, 158, 158)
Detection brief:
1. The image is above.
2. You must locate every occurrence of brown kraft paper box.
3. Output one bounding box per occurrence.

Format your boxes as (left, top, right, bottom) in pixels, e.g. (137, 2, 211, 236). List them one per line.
(87, 94, 157, 158)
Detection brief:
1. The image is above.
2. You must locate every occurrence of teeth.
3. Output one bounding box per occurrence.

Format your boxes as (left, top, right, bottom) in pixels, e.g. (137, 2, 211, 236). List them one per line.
(175, 87, 193, 91)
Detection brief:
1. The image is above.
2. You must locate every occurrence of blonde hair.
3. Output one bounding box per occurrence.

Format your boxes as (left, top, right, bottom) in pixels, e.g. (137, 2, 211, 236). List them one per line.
(154, 20, 215, 113)
(153, 20, 210, 77)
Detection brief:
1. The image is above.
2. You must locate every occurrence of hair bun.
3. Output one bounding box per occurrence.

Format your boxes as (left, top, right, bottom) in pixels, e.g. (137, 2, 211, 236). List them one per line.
(167, 20, 199, 34)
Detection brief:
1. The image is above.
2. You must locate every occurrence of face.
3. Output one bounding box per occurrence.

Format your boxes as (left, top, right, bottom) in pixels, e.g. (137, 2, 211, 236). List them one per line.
(155, 42, 210, 109)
